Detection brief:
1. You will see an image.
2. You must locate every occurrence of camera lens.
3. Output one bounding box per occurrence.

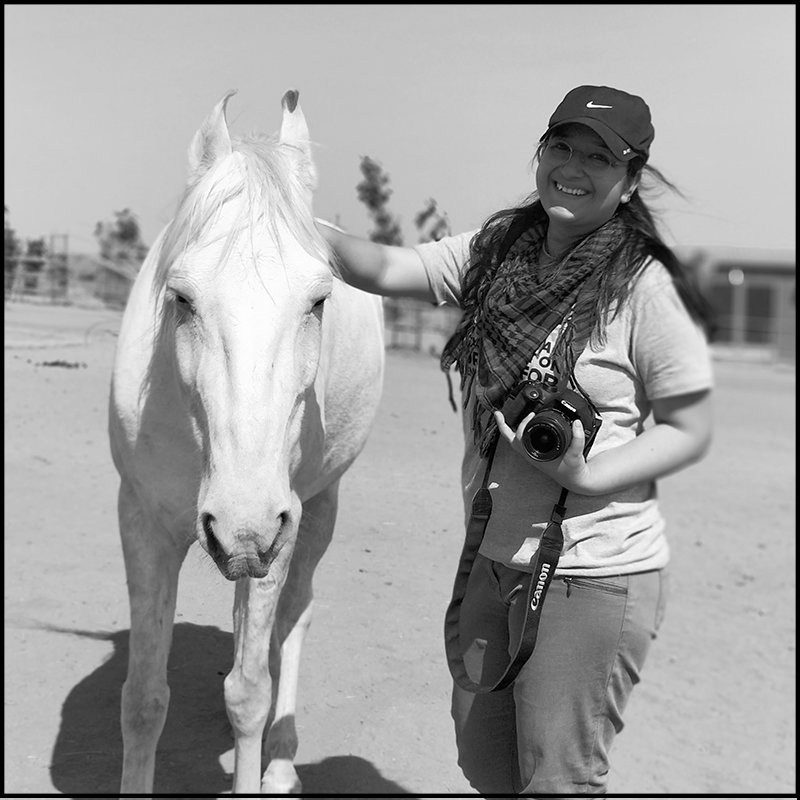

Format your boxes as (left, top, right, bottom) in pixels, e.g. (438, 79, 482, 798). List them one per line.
(522, 413, 569, 461)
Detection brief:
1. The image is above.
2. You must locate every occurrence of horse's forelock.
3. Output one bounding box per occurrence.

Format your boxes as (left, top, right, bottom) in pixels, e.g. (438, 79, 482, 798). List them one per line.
(234, 134, 331, 266)
(152, 132, 332, 297)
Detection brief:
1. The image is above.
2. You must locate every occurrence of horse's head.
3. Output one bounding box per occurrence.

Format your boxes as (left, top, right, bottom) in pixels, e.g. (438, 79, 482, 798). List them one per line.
(154, 90, 335, 580)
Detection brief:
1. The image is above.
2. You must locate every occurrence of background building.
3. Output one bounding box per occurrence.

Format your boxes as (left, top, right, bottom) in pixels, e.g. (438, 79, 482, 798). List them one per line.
(678, 245, 796, 364)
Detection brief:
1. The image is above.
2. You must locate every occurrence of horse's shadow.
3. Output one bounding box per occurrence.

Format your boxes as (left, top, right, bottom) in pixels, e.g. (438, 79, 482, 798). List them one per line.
(45, 622, 418, 797)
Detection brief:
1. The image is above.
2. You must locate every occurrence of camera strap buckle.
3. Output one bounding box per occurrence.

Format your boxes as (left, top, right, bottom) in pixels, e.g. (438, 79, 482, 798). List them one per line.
(549, 499, 567, 525)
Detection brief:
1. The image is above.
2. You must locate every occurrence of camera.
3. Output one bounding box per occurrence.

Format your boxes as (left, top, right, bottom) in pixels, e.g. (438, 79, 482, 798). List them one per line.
(501, 380, 602, 461)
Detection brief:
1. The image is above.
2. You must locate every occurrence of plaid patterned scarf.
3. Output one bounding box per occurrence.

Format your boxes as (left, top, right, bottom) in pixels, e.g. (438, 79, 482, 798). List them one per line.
(441, 213, 627, 456)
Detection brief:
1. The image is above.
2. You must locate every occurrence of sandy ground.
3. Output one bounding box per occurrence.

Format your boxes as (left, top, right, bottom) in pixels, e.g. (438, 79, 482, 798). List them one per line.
(3, 300, 796, 798)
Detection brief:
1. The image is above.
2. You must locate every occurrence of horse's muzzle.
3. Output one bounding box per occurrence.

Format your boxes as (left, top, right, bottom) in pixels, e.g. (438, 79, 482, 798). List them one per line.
(220, 550, 273, 580)
(200, 514, 290, 580)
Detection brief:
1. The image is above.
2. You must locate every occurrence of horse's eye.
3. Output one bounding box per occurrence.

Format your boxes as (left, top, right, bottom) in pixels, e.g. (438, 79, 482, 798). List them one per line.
(172, 291, 195, 314)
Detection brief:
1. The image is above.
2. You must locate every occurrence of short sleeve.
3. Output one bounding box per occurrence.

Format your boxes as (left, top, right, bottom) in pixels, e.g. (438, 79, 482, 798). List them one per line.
(412, 231, 477, 307)
(629, 263, 714, 399)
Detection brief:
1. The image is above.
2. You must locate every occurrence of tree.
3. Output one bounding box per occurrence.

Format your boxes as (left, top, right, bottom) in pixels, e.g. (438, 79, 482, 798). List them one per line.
(4, 205, 21, 259)
(414, 197, 451, 243)
(5, 209, 47, 259)
(25, 237, 47, 258)
(94, 208, 148, 265)
(356, 156, 403, 245)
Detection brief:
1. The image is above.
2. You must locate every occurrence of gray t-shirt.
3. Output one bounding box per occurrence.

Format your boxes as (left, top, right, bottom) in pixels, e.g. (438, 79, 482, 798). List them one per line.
(415, 231, 714, 576)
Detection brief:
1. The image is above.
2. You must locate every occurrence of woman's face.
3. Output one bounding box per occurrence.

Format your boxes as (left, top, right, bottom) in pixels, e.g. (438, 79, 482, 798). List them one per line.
(535, 124, 639, 242)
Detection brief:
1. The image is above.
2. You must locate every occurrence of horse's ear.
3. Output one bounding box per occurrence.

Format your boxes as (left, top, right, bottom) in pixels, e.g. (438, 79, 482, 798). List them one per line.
(188, 90, 236, 179)
(279, 89, 317, 191)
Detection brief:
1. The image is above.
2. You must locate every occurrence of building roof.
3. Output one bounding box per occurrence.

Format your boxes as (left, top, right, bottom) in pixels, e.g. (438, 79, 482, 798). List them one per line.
(95, 256, 141, 281)
(675, 244, 795, 270)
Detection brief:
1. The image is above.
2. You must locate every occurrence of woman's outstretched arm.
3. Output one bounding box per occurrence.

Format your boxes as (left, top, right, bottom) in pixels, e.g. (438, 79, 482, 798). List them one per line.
(316, 218, 435, 302)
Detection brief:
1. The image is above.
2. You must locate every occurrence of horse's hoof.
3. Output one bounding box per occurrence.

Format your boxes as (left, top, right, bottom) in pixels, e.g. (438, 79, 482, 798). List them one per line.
(261, 759, 302, 794)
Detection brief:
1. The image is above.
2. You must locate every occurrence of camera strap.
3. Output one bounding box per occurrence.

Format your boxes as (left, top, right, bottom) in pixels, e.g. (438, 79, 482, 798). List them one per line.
(444, 435, 569, 693)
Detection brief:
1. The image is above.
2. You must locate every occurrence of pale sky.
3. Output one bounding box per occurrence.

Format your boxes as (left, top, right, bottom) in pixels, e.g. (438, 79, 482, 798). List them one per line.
(4, 4, 796, 255)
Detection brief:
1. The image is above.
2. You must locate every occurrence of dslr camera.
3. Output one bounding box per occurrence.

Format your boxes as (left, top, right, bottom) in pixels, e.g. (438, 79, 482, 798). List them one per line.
(501, 380, 602, 461)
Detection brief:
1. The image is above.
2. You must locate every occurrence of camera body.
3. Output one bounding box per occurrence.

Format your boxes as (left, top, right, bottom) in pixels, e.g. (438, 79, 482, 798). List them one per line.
(501, 380, 602, 461)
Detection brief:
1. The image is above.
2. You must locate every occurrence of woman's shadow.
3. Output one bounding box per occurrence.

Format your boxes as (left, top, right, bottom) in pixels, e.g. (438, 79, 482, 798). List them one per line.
(46, 622, 419, 797)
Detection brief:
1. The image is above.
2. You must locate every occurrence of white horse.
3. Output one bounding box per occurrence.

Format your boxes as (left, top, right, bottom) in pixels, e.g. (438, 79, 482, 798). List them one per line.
(108, 89, 384, 794)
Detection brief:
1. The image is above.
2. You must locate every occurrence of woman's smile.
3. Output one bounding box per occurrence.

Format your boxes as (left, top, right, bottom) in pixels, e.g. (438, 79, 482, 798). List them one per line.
(553, 181, 589, 197)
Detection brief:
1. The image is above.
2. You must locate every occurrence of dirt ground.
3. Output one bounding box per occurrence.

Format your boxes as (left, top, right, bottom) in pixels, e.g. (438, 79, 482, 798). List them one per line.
(3, 300, 796, 798)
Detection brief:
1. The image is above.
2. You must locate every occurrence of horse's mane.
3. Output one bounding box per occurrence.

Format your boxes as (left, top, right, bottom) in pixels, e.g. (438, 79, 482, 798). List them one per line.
(151, 131, 333, 297)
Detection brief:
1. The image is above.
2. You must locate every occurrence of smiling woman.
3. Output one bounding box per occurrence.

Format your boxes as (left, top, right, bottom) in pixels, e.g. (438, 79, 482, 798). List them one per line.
(314, 83, 716, 795)
(535, 125, 637, 246)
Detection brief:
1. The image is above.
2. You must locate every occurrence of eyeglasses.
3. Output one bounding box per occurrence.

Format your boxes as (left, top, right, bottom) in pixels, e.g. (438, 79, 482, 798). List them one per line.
(540, 139, 623, 176)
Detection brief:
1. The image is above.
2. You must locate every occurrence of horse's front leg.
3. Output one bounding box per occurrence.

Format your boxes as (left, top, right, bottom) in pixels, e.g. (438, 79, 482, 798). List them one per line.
(225, 544, 294, 795)
(261, 483, 339, 794)
(118, 482, 188, 794)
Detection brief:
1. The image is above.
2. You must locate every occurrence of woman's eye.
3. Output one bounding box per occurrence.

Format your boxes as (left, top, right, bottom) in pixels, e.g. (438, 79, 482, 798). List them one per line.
(590, 153, 612, 166)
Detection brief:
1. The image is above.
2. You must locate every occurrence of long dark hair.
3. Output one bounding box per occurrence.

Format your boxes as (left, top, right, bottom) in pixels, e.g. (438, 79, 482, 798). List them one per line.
(446, 151, 715, 362)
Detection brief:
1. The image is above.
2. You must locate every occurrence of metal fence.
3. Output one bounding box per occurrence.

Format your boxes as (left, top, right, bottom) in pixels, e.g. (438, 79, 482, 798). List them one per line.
(383, 298, 461, 355)
(4, 254, 69, 303)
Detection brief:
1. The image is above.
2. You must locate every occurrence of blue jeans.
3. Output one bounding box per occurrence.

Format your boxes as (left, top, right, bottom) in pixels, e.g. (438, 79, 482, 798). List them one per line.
(450, 555, 668, 795)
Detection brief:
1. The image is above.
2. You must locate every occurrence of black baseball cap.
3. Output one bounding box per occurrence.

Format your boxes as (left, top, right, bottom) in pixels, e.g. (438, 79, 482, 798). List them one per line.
(541, 85, 654, 162)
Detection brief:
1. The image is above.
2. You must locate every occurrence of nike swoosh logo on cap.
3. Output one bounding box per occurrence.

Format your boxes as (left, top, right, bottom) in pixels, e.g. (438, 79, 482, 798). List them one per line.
(586, 101, 613, 109)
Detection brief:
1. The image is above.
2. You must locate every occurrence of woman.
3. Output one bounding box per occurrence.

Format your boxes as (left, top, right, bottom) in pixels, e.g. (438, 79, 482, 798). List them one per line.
(316, 84, 714, 795)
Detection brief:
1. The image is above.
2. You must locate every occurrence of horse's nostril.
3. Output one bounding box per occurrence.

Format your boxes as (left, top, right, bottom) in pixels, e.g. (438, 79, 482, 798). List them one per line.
(201, 513, 222, 558)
